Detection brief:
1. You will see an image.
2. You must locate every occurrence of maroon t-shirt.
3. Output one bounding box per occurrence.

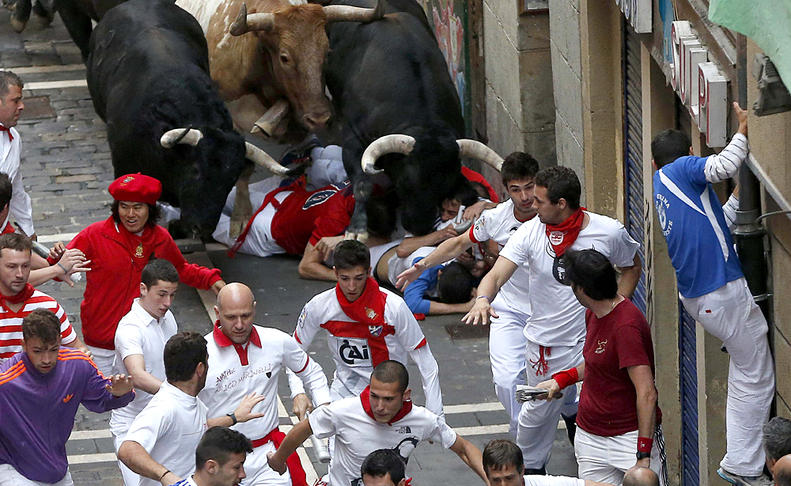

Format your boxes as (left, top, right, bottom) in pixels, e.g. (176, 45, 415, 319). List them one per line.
(576, 298, 662, 437)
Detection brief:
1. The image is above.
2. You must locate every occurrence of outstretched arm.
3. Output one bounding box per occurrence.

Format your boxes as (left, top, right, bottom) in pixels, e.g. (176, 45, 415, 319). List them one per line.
(267, 418, 313, 475)
(703, 102, 748, 183)
(118, 441, 181, 486)
(396, 227, 458, 258)
(298, 242, 336, 281)
(461, 256, 517, 325)
(449, 434, 488, 483)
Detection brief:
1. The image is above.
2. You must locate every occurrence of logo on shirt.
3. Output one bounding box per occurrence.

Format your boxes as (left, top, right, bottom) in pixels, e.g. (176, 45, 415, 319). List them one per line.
(368, 325, 383, 337)
(552, 256, 569, 286)
(393, 437, 420, 463)
(549, 231, 565, 246)
(655, 194, 672, 236)
(397, 426, 412, 434)
(302, 189, 337, 210)
(509, 225, 519, 234)
(62, 393, 74, 403)
(595, 340, 607, 354)
(339, 339, 370, 365)
(365, 308, 378, 320)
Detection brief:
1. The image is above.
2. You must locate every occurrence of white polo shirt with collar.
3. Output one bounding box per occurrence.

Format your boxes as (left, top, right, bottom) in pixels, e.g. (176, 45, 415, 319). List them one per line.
(123, 381, 208, 486)
(110, 298, 178, 438)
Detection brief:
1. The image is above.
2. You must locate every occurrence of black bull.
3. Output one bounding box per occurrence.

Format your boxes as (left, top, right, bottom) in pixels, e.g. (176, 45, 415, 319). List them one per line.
(86, 0, 251, 239)
(326, 0, 487, 237)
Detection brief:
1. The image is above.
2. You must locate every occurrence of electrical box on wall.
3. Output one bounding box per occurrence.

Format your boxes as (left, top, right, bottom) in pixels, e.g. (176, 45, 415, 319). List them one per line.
(698, 62, 728, 148)
(752, 54, 791, 116)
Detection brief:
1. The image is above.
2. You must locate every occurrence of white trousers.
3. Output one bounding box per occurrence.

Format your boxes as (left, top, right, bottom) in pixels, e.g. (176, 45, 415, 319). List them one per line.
(241, 441, 292, 486)
(488, 309, 528, 438)
(0, 465, 73, 486)
(516, 340, 583, 469)
(680, 277, 775, 476)
(574, 426, 666, 485)
(87, 345, 115, 377)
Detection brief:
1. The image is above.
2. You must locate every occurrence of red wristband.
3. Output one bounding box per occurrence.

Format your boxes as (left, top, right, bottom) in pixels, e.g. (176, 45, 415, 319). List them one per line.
(551, 367, 579, 390)
(637, 436, 653, 454)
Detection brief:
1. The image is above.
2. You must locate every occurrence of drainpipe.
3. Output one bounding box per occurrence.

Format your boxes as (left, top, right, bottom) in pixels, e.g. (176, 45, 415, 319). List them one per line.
(732, 33, 770, 316)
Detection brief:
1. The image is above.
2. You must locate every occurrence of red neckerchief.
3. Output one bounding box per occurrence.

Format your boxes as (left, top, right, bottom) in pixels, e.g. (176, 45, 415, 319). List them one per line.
(545, 207, 586, 257)
(0, 125, 13, 143)
(0, 283, 35, 307)
(336, 277, 386, 326)
(212, 321, 262, 366)
(229, 177, 306, 257)
(360, 385, 413, 425)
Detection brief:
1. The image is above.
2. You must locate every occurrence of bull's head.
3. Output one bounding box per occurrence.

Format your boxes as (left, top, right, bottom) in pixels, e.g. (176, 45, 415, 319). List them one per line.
(362, 132, 503, 235)
(229, 0, 384, 133)
(160, 127, 288, 239)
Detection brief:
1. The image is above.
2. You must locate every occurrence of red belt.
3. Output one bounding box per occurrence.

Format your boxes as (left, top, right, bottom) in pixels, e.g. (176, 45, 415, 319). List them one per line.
(252, 427, 308, 486)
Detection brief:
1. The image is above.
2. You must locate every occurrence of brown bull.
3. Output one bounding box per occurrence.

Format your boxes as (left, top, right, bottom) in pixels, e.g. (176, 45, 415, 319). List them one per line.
(175, 0, 382, 236)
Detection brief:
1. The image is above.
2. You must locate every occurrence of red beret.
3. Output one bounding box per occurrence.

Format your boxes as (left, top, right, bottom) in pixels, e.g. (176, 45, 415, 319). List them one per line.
(108, 173, 162, 205)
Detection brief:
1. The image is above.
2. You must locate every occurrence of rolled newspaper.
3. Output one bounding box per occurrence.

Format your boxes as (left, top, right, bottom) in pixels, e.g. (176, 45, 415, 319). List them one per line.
(304, 411, 331, 463)
(30, 238, 82, 282)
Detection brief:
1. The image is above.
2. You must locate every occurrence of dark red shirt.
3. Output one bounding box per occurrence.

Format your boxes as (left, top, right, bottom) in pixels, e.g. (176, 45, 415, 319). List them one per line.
(576, 298, 662, 437)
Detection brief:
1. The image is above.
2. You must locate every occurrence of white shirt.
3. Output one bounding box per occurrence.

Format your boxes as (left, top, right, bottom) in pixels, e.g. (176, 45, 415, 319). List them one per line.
(0, 125, 34, 236)
(199, 324, 331, 442)
(293, 286, 443, 416)
(123, 382, 208, 486)
(109, 299, 178, 436)
(499, 212, 639, 346)
(470, 199, 532, 317)
(309, 395, 457, 486)
(525, 476, 585, 486)
(386, 246, 435, 287)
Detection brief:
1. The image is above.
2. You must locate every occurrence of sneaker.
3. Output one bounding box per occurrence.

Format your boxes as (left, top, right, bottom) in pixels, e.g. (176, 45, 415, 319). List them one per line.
(717, 468, 773, 486)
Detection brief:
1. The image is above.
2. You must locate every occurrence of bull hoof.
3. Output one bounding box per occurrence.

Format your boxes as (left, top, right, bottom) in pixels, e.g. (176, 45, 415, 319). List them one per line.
(10, 17, 26, 32)
(344, 231, 368, 243)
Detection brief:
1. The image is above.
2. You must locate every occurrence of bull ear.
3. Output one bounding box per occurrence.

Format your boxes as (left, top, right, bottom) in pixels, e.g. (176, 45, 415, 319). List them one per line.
(456, 139, 503, 171)
(323, 0, 385, 23)
(230, 4, 275, 36)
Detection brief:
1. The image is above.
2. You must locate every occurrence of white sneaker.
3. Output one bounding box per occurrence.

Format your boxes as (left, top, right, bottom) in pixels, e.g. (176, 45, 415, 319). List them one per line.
(717, 468, 773, 486)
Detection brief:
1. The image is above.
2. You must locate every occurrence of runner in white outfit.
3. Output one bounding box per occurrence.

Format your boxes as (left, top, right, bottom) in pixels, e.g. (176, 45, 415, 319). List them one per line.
(199, 283, 331, 486)
(170, 427, 253, 486)
(463, 167, 641, 473)
(267, 361, 488, 486)
(395, 152, 540, 437)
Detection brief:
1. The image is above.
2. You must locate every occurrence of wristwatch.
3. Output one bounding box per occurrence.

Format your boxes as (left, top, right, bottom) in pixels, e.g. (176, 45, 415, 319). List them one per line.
(226, 412, 238, 425)
(636, 451, 651, 460)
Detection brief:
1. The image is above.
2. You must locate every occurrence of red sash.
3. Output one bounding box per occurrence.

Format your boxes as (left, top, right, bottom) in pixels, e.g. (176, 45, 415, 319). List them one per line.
(0, 283, 35, 308)
(545, 208, 585, 257)
(251, 427, 307, 486)
(360, 385, 413, 425)
(336, 277, 386, 327)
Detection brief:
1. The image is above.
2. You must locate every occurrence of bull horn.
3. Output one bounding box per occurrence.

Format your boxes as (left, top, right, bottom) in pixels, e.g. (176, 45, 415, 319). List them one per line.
(324, 0, 385, 23)
(457, 139, 503, 171)
(244, 142, 289, 175)
(360, 134, 416, 175)
(230, 4, 275, 36)
(161, 128, 204, 148)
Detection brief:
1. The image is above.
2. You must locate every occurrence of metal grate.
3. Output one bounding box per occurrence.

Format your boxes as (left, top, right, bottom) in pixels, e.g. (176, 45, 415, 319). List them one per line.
(679, 303, 700, 485)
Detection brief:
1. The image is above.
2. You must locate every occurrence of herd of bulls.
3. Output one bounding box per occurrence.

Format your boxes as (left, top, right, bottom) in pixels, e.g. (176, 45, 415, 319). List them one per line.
(8, 0, 503, 241)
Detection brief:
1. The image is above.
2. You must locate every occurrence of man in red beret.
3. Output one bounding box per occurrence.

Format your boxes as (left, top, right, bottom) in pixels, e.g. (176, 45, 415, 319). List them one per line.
(51, 173, 226, 374)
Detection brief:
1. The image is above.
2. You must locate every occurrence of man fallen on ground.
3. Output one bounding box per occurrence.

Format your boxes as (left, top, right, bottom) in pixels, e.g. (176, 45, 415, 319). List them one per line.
(268, 360, 488, 486)
(0, 308, 135, 485)
(171, 427, 253, 486)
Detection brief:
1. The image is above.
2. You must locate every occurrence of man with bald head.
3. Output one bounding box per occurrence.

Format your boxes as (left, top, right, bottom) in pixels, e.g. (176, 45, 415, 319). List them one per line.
(198, 282, 331, 486)
(774, 455, 791, 486)
(622, 467, 658, 486)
